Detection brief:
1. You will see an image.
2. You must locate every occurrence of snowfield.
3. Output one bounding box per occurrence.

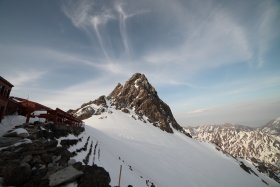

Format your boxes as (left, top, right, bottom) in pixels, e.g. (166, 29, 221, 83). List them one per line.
(78, 107, 279, 187)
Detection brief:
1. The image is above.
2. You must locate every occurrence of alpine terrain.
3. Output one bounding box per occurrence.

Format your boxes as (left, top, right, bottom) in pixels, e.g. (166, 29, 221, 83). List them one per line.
(185, 119, 280, 184)
(68, 73, 279, 187)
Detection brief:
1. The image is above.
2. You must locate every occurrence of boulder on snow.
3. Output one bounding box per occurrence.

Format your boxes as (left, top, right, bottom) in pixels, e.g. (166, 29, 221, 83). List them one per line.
(49, 165, 83, 186)
(73, 163, 111, 187)
(121, 108, 130, 114)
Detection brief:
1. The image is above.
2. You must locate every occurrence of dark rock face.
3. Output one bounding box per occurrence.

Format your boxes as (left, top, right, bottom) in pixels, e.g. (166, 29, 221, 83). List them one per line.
(69, 96, 108, 120)
(3, 161, 32, 186)
(73, 162, 111, 187)
(252, 158, 280, 183)
(109, 73, 190, 136)
(80, 96, 108, 109)
(77, 107, 96, 120)
(239, 162, 257, 176)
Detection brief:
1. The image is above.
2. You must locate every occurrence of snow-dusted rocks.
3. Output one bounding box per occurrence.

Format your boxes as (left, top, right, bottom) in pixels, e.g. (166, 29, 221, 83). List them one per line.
(109, 73, 185, 134)
(6, 128, 29, 138)
(0, 122, 111, 187)
(261, 118, 280, 136)
(185, 121, 280, 183)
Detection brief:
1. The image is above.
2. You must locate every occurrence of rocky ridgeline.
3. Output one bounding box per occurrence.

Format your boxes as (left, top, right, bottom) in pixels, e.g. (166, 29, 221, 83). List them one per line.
(185, 121, 280, 183)
(0, 122, 110, 187)
(68, 96, 108, 121)
(70, 73, 191, 138)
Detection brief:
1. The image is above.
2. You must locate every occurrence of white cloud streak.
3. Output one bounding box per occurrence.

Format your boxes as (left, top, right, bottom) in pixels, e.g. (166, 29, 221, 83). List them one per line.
(90, 16, 111, 60)
(257, 0, 280, 67)
(115, 2, 130, 56)
(62, 0, 93, 28)
(114, 1, 148, 57)
(188, 108, 209, 114)
(144, 7, 253, 71)
(5, 71, 46, 88)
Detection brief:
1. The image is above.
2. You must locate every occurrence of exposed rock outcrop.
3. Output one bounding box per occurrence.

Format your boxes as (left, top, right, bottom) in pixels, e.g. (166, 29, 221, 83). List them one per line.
(0, 122, 111, 187)
(109, 73, 185, 134)
(185, 120, 280, 183)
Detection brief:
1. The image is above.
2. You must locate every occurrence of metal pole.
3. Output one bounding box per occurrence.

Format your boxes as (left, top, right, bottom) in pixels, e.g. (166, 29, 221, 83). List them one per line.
(118, 165, 122, 187)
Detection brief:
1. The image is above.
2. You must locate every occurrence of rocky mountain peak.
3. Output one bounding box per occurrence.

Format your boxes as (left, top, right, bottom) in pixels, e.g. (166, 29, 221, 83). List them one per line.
(109, 73, 156, 98)
(109, 73, 189, 136)
(70, 73, 191, 137)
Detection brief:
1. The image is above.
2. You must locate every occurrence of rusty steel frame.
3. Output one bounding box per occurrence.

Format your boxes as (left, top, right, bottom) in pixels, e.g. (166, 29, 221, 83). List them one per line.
(10, 97, 83, 127)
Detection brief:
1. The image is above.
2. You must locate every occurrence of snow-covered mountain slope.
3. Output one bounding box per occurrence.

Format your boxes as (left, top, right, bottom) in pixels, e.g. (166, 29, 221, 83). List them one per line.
(69, 105, 278, 187)
(185, 122, 280, 183)
(69, 73, 279, 186)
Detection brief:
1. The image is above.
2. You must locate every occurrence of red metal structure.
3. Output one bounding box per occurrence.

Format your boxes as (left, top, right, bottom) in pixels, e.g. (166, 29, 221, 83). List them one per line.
(8, 97, 83, 127)
(0, 76, 13, 123)
(39, 108, 82, 127)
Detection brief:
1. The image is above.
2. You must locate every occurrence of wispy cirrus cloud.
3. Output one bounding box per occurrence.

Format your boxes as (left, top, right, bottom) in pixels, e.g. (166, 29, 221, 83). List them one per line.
(256, 0, 280, 67)
(114, 1, 149, 57)
(62, 0, 147, 60)
(188, 108, 209, 114)
(63, 0, 112, 59)
(62, 0, 279, 79)
(143, 7, 253, 70)
(62, 0, 94, 28)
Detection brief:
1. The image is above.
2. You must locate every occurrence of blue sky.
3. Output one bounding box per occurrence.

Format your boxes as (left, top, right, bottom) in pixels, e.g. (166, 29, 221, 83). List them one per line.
(1, 0, 280, 127)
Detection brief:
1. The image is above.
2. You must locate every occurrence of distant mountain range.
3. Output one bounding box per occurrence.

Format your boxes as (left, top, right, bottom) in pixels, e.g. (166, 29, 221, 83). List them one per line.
(185, 119, 280, 183)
